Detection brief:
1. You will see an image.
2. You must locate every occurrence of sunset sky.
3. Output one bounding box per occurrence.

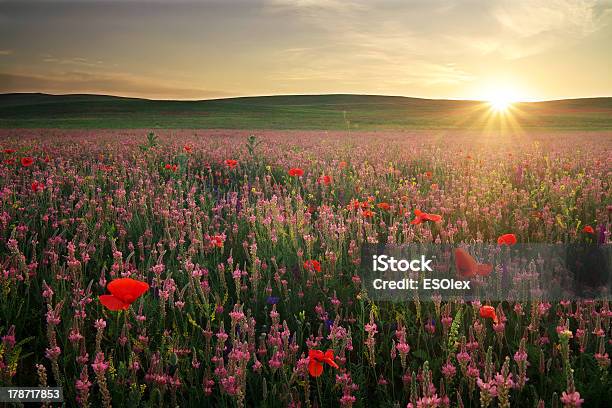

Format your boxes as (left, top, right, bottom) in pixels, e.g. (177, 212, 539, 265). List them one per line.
(1, 0, 611, 101)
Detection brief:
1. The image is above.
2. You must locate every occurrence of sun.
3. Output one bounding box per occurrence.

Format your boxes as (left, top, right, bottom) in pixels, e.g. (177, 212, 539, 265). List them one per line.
(488, 95, 513, 112)
(482, 87, 520, 113)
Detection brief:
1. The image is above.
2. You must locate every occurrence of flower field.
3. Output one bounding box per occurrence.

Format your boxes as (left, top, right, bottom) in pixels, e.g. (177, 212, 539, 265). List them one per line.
(0, 129, 611, 407)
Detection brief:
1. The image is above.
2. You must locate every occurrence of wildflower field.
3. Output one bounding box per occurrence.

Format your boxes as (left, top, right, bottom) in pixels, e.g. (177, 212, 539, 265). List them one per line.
(0, 128, 610, 407)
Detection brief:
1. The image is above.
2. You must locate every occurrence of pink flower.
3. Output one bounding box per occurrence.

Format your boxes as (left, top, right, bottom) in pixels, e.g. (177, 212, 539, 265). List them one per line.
(45, 346, 61, 360)
(92, 352, 109, 374)
(441, 362, 457, 379)
(560, 391, 584, 408)
(94, 319, 107, 330)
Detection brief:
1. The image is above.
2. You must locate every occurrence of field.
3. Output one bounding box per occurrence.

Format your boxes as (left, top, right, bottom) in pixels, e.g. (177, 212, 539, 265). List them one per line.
(0, 126, 611, 407)
(1, 94, 612, 130)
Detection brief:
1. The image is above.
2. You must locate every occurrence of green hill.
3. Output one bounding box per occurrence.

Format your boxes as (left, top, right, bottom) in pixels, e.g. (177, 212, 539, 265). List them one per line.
(0, 93, 610, 130)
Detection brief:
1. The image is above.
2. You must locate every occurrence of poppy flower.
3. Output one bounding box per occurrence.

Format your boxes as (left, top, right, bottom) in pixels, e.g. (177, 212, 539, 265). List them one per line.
(3, 149, 16, 154)
(308, 349, 338, 377)
(339, 161, 347, 169)
(479, 305, 498, 324)
(425, 171, 432, 179)
(362, 209, 374, 218)
(303, 259, 321, 273)
(184, 145, 193, 153)
(210, 235, 224, 248)
(347, 200, 361, 210)
(318, 175, 332, 185)
(31, 181, 44, 192)
(455, 248, 493, 278)
(377, 202, 391, 211)
(164, 164, 178, 172)
(582, 225, 595, 234)
(225, 159, 238, 169)
(99, 278, 149, 311)
(21, 157, 34, 167)
(411, 209, 442, 225)
(288, 168, 304, 177)
(497, 233, 517, 246)
(3, 159, 15, 165)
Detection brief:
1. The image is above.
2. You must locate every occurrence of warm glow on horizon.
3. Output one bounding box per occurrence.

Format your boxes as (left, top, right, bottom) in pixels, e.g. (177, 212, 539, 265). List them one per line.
(488, 94, 515, 112)
(0, 1, 610, 100)
(480, 84, 523, 113)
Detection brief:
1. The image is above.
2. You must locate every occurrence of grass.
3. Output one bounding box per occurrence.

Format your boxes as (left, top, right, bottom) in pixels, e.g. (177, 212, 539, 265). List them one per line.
(0, 93, 611, 130)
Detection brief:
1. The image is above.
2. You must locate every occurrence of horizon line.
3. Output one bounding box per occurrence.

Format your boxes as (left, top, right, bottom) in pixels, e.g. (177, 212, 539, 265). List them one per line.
(2, 91, 612, 104)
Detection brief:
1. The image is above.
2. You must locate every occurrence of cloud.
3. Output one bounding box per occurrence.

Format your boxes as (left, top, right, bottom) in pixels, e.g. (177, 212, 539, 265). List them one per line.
(264, 0, 611, 61)
(0, 70, 235, 100)
(494, 0, 600, 37)
(486, 0, 611, 58)
(41, 55, 103, 67)
(264, 0, 360, 11)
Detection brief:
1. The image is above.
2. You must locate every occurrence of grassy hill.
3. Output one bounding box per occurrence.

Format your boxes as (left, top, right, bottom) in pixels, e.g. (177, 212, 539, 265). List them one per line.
(0, 93, 611, 130)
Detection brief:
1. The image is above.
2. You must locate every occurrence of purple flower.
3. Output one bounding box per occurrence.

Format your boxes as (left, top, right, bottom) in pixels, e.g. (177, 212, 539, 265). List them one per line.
(598, 224, 606, 246)
(266, 296, 280, 305)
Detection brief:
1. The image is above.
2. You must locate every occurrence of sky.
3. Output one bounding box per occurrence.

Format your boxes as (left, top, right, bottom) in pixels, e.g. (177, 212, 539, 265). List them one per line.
(0, 0, 611, 101)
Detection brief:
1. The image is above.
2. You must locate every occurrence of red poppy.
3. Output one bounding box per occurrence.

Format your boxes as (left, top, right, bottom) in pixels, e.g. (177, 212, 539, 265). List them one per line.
(479, 305, 498, 324)
(318, 175, 332, 185)
(497, 233, 517, 246)
(582, 225, 595, 234)
(425, 171, 432, 179)
(377, 202, 391, 211)
(4, 159, 15, 165)
(339, 161, 347, 169)
(164, 164, 178, 172)
(99, 278, 149, 311)
(288, 168, 304, 177)
(308, 349, 338, 377)
(411, 209, 442, 225)
(21, 157, 34, 167)
(184, 145, 193, 153)
(455, 248, 493, 278)
(225, 159, 238, 169)
(3, 149, 16, 154)
(347, 200, 360, 210)
(210, 235, 224, 248)
(362, 209, 374, 218)
(303, 260, 321, 273)
(31, 181, 44, 192)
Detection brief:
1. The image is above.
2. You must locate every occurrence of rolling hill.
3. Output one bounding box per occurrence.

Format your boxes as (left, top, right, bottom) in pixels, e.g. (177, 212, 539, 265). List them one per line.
(0, 93, 611, 130)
